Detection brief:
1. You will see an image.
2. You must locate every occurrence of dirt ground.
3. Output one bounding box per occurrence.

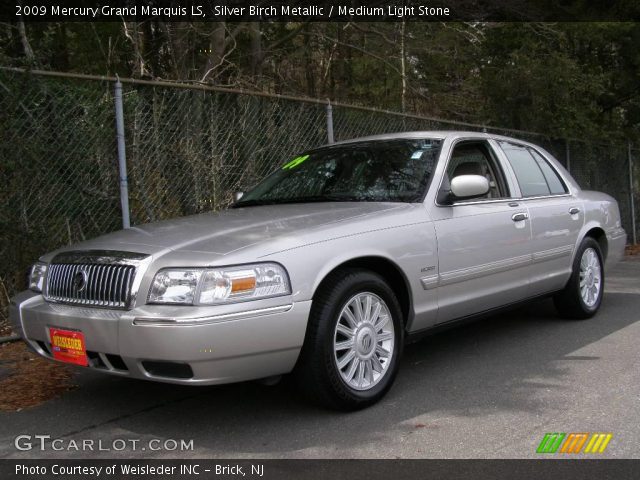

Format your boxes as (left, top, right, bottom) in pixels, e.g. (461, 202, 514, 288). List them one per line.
(626, 244, 640, 256)
(0, 342, 75, 411)
(0, 323, 11, 337)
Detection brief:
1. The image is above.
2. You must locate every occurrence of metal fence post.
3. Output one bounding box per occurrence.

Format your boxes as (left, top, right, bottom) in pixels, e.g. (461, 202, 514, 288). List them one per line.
(326, 101, 334, 144)
(565, 139, 571, 173)
(114, 78, 131, 229)
(629, 141, 637, 245)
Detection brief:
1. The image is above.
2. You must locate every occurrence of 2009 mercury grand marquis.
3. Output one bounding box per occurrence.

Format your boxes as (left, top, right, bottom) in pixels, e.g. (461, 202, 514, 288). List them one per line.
(10, 132, 626, 409)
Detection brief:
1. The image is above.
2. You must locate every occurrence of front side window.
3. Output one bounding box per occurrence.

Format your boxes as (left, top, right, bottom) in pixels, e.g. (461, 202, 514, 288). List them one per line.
(499, 142, 552, 197)
(442, 140, 509, 200)
(234, 139, 442, 206)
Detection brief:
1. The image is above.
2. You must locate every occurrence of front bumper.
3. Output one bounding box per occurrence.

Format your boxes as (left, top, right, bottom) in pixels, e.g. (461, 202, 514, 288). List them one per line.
(9, 291, 311, 385)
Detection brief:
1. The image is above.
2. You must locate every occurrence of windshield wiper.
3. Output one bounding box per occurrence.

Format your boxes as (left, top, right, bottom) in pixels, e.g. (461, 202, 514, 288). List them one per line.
(231, 199, 282, 208)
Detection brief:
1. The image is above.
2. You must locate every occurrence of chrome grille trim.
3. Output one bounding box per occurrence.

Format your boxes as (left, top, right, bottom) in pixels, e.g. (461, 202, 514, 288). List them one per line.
(46, 263, 135, 308)
(44, 250, 150, 310)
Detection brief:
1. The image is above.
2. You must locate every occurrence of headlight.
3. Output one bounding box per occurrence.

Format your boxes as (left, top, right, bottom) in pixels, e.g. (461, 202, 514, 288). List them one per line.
(29, 262, 47, 293)
(148, 270, 203, 304)
(148, 263, 290, 305)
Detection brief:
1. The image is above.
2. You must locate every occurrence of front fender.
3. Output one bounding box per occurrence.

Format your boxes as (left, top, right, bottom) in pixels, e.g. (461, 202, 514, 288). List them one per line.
(261, 220, 438, 331)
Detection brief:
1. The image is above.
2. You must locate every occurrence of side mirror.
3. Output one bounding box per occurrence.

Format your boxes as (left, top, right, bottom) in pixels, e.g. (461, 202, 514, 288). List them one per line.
(440, 175, 489, 204)
(233, 191, 244, 202)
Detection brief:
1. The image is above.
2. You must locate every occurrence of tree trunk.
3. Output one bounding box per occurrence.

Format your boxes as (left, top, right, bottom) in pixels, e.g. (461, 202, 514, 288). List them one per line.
(250, 22, 263, 80)
(400, 20, 407, 113)
(201, 22, 227, 83)
(304, 25, 316, 97)
(17, 19, 35, 63)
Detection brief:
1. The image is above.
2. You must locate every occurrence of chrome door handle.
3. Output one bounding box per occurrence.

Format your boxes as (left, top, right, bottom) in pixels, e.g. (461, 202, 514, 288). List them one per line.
(512, 213, 529, 222)
(569, 207, 580, 215)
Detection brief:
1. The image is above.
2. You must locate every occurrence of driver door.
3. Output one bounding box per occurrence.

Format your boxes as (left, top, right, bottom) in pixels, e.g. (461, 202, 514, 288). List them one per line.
(429, 139, 533, 323)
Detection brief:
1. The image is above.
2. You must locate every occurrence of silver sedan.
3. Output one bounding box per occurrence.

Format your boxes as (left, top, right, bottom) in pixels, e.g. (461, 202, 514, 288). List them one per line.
(10, 131, 627, 410)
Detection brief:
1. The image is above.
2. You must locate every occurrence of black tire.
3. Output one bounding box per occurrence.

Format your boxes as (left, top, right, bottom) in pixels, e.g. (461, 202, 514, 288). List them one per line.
(293, 268, 404, 410)
(554, 237, 605, 319)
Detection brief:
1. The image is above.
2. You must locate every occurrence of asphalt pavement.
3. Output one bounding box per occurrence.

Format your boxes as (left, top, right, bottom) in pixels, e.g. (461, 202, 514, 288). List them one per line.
(2, 259, 639, 459)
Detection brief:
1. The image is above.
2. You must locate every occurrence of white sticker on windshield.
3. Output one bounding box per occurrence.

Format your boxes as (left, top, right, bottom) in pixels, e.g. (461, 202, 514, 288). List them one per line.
(411, 150, 424, 160)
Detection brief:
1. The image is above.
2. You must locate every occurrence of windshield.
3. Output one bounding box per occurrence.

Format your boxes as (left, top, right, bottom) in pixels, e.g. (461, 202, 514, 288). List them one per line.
(233, 138, 442, 207)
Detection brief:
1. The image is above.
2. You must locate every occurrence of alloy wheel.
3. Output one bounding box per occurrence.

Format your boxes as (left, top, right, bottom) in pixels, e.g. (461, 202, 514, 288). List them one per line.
(333, 292, 395, 391)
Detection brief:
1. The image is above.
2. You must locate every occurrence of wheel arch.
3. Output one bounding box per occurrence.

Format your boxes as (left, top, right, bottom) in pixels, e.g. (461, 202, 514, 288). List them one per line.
(578, 224, 608, 262)
(555, 224, 607, 320)
(311, 256, 413, 328)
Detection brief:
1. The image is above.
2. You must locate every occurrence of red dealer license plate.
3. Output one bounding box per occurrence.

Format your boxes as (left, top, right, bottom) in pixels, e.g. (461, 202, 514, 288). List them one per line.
(49, 327, 88, 366)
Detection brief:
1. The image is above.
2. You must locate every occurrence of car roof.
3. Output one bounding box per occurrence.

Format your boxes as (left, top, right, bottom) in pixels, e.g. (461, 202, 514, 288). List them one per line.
(332, 130, 539, 147)
(329, 130, 577, 190)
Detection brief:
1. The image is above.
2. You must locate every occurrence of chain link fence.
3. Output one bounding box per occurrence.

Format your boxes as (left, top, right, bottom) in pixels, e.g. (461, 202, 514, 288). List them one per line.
(1, 70, 121, 334)
(123, 84, 329, 225)
(1, 67, 638, 332)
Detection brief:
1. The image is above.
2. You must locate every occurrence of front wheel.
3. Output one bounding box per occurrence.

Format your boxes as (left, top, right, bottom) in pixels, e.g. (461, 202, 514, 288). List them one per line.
(294, 269, 404, 410)
(554, 237, 604, 319)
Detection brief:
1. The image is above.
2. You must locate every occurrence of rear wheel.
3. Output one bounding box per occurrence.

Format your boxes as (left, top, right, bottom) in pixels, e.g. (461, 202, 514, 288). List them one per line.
(294, 269, 403, 410)
(554, 237, 604, 319)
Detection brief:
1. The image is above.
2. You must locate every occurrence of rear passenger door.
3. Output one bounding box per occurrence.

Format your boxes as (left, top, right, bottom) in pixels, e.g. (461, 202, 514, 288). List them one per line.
(497, 142, 583, 295)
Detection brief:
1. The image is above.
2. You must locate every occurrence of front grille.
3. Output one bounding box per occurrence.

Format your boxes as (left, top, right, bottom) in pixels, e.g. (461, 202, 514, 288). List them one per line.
(46, 263, 136, 308)
(43, 250, 148, 309)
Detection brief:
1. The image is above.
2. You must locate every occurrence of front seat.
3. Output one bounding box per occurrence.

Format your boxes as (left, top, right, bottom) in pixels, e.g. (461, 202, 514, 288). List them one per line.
(451, 161, 484, 178)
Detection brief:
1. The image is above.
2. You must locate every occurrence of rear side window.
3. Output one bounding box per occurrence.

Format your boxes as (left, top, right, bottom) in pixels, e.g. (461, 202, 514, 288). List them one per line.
(499, 142, 551, 197)
(528, 149, 568, 195)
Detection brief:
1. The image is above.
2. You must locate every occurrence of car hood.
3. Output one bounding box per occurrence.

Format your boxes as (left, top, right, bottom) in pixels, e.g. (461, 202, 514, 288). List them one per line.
(45, 203, 409, 260)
